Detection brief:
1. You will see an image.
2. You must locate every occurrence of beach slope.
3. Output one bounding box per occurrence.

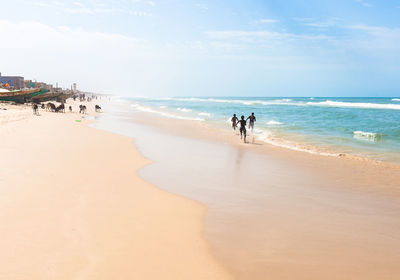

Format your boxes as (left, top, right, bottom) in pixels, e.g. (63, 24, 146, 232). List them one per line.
(0, 108, 232, 279)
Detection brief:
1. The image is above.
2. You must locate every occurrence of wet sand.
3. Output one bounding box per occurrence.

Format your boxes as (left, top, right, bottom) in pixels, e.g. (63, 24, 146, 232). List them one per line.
(0, 101, 232, 279)
(94, 102, 400, 280)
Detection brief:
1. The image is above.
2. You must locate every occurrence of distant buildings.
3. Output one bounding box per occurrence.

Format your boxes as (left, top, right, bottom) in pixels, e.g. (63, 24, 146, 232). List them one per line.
(1, 72, 77, 93)
(0, 73, 24, 89)
(34, 82, 53, 91)
(24, 80, 34, 88)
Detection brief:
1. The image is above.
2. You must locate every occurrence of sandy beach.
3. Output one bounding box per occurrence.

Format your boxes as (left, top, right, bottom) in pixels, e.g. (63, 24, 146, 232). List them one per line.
(2, 0, 400, 278)
(94, 100, 400, 280)
(2, 99, 400, 280)
(0, 101, 232, 279)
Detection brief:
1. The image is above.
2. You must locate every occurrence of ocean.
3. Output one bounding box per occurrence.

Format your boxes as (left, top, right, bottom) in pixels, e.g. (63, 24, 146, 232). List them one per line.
(118, 96, 400, 164)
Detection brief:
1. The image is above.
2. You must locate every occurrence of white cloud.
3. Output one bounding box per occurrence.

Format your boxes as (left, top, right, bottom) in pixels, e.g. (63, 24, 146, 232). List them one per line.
(33, 0, 153, 16)
(260, 19, 278, 24)
(72, 1, 85, 7)
(0, 20, 146, 52)
(346, 24, 400, 49)
(205, 30, 331, 42)
(355, 0, 372, 7)
(195, 3, 208, 11)
(347, 24, 400, 41)
(296, 17, 342, 29)
(0, 20, 165, 94)
(131, 0, 156, 6)
(293, 17, 315, 22)
(33, 1, 51, 7)
(203, 29, 335, 59)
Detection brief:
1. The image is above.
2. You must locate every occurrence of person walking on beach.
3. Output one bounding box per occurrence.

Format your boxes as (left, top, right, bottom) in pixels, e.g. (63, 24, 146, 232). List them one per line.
(238, 115, 247, 143)
(231, 114, 238, 131)
(247, 112, 256, 132)
(32, 103, 38, 115)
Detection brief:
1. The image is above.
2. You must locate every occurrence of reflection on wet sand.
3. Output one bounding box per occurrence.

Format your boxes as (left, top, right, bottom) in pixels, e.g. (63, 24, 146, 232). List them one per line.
(94, 108, 400, 280)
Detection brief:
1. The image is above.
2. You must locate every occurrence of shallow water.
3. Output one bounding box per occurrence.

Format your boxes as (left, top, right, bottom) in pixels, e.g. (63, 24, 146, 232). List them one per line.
(122, 97, 400, 164)
(93, 104, 400, 280)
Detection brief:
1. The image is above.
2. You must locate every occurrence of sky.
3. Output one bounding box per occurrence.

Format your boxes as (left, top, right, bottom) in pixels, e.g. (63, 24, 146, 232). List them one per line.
(0, 0, 399, 97)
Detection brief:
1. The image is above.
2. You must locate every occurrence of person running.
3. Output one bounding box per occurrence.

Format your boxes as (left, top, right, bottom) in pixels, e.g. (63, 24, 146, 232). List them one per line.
(246, 112, 256, 132)
(238, 115, 247, 143)
(231, 114, 238, 131)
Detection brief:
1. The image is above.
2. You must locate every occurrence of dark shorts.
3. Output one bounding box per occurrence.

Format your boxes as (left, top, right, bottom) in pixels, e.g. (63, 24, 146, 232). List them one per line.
(249, 121, 255, 128)
(240, 127, 246, 135)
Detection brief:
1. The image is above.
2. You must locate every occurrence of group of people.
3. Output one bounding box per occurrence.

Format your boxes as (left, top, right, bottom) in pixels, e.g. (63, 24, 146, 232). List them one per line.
(231, 112, 256, 143)
(74, 94, 99, 102)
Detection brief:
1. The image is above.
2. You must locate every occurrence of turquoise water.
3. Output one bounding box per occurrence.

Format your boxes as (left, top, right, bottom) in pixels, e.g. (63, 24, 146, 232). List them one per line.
(122, 97, 400, 164)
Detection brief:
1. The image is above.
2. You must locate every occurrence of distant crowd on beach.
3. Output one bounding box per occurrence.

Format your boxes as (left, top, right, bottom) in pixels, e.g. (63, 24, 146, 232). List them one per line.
(31, 94, 103, 116)
(74, 93, 101, 102)
(231, 112, 256, 143)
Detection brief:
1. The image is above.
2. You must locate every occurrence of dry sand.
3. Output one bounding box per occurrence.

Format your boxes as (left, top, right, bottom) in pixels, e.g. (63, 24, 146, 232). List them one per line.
(0, 101, 232, 279)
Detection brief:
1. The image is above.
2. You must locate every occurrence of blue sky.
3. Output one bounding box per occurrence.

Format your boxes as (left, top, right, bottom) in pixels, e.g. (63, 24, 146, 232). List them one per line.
(0, 0, 399, 96)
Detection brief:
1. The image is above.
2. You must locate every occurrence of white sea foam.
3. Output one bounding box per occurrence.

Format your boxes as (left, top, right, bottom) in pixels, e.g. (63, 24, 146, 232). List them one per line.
(142, 97, 293, 106)
(198, 112, 212, 117)
(307, 100, 400, 110)
(252, 129, 340, 157)
(131, 99, 342, 158)
(177, 107, 192, 112)
(353, 131, 384, 141)
(266, 120, 283, 125)
(130, 104, 204, 121)
(159, 105, 167, 108)
(392, 98, 400, 101)
(142, 97, 400, 110)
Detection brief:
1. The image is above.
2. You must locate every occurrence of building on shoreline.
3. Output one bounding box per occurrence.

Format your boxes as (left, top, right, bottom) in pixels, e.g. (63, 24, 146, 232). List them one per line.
(34, 82, 53, 91)
(0, 73, 24, 89)
(1, 72, 79, 101)
(24, 80, 34, 88)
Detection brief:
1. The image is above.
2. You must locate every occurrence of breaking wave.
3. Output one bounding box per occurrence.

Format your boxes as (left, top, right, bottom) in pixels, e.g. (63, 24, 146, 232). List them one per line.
(266, 120, 283, 125)
(141, 97, 294, 106)
(138, 97, 400, 110)
(252, 129, 340, 157)
(177, 107, 192, 112)
(130, 104, 204, 121)
(353, 131, 384, 141)
(306, 100, 400, 110)
(198, 112, 212, 117)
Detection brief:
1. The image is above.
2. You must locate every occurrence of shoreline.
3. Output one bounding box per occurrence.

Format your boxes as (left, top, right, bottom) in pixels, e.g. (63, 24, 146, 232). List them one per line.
(0, 100, 233, 279)
(121, 98, 400, 168)
(3, 99, 400, 279)
(114, 105, 400, 196)
(93, 102, 400, 279)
